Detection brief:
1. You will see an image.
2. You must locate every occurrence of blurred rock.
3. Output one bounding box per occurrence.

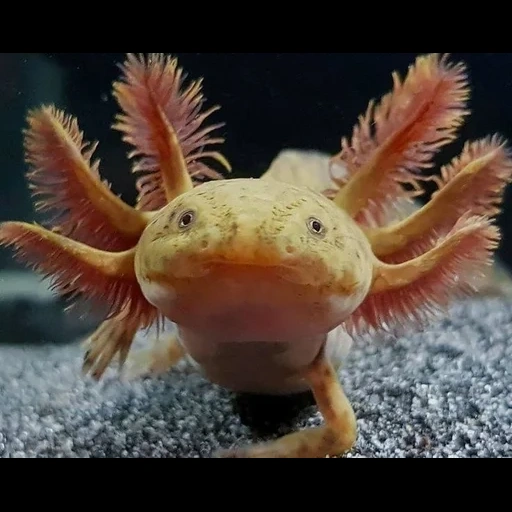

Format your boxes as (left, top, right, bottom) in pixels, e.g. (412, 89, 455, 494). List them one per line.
(0, 270, 100, 345)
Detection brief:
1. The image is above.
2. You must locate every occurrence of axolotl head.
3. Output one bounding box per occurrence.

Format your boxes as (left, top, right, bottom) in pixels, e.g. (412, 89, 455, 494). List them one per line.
(134, 178, 375, 342)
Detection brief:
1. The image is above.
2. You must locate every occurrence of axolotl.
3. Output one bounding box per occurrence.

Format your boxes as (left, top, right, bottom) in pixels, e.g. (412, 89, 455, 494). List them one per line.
(1, 52, 511, 458)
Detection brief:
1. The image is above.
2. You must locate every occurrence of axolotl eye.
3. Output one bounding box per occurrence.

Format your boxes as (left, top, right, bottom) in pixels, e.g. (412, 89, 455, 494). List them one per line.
(307, 217, 326, 237)
(178, 210, 196, 229)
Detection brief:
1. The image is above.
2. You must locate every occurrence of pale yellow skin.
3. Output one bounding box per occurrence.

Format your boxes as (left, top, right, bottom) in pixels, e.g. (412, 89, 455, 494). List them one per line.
(133, 178, 375, 396)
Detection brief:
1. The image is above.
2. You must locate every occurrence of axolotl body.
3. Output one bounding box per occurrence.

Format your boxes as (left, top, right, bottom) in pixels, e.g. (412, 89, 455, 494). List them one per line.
(135, 178, 366, 397)
(1, 52, 511, 458)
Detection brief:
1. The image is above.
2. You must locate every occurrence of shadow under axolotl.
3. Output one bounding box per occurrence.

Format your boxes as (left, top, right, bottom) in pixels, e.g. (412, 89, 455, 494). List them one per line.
(232, 391, 317, 437)
(79, 368, 319, 457)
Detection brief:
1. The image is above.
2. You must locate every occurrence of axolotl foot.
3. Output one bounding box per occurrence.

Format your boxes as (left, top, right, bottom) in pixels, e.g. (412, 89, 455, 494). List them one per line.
(214, 427, 356, 458)
(214, 348, 357, 458)
(123, 334, 186, 380)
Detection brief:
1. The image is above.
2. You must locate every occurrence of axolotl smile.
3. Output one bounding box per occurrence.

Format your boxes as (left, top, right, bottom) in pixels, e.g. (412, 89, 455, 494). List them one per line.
(134, 178, 375, 343)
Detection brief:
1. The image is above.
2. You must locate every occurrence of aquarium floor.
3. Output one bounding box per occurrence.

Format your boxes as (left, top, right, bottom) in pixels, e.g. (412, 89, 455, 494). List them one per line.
(0, 297, 510, 458)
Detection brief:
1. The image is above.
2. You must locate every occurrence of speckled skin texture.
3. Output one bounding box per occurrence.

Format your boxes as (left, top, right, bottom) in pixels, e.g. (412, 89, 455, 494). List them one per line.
(0, 297, 510, 458)
(135, 178, 373, 291)
(133, 178, 374, 394)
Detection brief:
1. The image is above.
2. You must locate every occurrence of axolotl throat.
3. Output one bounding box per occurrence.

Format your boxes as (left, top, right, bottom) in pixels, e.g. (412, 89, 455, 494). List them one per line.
(134, 178, 374, 394)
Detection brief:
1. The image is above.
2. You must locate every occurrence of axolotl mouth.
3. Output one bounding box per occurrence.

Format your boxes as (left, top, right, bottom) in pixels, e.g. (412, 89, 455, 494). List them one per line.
(136, 232, 373, 342)
(139, 261, 365, 343)
(148, 228, 350, 287)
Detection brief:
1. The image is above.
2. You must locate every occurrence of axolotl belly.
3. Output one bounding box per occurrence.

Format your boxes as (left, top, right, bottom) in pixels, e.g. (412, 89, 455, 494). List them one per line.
(134, 178, 375, 395)
(165, 267, 355, 394)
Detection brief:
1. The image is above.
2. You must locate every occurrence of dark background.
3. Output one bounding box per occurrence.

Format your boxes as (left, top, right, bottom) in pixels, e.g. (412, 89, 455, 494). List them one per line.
(1, 52, 511, 268)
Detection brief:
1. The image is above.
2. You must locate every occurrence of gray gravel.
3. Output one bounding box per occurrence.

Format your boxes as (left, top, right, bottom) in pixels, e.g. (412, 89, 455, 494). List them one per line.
(0, 297, 511, 458)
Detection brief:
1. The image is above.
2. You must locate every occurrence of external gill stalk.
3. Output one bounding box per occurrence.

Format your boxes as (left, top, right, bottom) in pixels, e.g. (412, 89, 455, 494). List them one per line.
(112, 53, 231, 212)
(82, 311, 144, 381)
(330, 53, 470, 227)
(121, 92, 195, 202)
(349, 214, 500, 334)
(24, 106, 150, 251)
(365, 135, 512, 263)
(0, 221, 158, 329)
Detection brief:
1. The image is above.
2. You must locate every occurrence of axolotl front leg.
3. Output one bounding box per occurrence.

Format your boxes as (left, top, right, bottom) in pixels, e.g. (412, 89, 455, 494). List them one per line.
(214, 329, 356, 458)
(126, 325, 356, 459)
(216, 345, 357, 459)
